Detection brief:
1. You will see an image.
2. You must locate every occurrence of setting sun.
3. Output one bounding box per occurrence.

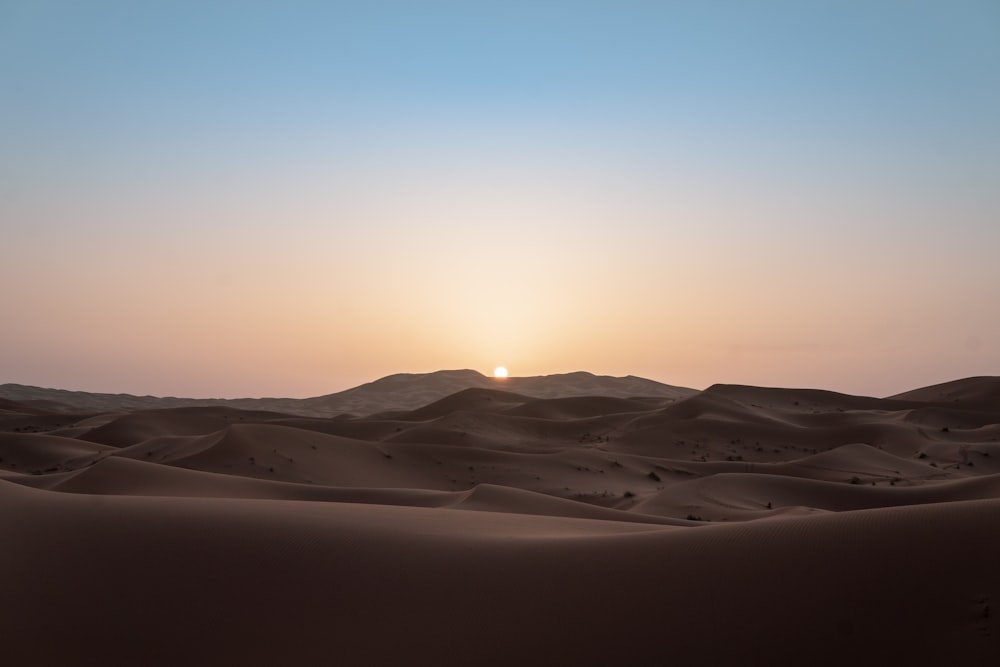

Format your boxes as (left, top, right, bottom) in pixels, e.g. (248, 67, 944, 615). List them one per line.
(493, 366, 508, 378)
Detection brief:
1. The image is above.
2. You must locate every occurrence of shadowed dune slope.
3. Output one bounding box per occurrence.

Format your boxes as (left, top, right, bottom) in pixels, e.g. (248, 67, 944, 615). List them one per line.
(1, 481, 999, 666)
(391, 387, 534, 420)
(890, 376, 1000, 410)
(502, 394, 656, 419)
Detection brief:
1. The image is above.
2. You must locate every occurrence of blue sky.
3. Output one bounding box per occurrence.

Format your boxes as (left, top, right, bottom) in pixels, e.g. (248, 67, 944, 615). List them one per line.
(2, 1, 999, 397)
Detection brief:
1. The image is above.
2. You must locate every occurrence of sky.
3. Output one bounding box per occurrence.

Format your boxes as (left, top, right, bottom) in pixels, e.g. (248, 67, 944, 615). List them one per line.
(2, 0, 999, 399)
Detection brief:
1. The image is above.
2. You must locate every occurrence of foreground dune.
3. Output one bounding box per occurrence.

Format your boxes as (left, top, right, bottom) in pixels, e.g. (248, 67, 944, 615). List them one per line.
(2, 375, 999, 665)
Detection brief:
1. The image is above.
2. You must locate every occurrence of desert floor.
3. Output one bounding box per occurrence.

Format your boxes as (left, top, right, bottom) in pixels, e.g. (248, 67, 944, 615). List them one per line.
(2, 376, 999, 665)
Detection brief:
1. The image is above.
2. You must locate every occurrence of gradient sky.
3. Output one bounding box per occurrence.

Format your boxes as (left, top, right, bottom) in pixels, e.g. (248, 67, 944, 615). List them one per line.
(3, 0, 999, 398)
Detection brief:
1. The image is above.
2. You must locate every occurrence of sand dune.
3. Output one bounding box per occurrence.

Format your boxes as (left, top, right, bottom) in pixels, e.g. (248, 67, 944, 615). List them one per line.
(2, 374, 999, 665)
(890, 375, 1000, 409)
(391, 387, 536, 420)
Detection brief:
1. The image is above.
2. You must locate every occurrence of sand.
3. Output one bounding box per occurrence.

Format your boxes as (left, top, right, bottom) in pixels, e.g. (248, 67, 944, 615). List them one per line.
(2, 374, 999, 665)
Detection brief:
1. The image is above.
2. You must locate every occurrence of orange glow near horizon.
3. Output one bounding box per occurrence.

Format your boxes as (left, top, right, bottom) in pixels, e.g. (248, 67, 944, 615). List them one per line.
(2, 2, 998, 400)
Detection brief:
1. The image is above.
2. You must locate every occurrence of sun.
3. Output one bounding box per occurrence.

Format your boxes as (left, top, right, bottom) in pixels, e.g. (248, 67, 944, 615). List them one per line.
(493, 366, 508, 378)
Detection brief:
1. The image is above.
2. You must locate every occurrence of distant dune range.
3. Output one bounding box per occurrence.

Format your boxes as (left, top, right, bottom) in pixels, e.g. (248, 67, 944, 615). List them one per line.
(2, 372, 999, 665)
(0, 369, 694, 416)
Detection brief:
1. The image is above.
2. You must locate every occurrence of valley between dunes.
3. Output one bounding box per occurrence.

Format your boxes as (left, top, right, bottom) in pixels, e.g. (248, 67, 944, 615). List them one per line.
(2, 372, 999, 665)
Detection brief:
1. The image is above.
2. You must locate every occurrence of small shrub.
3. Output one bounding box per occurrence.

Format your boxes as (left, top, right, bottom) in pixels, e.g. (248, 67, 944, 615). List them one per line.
(623, 491, 636, 498)
(849, 476, 861, 485)
(918, 452, 928, 459)
(647, 471, 661, 482)
(686, 514, 703, 521)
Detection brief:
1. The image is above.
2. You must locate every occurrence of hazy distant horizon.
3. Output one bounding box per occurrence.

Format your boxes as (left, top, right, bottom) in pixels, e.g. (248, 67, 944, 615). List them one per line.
(3, 2, 998, 402)
(2, 366, 990, 402)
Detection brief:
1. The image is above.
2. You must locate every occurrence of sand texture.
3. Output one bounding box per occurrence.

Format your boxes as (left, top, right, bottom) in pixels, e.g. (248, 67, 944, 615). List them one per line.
(2, 374, 1000, 665)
